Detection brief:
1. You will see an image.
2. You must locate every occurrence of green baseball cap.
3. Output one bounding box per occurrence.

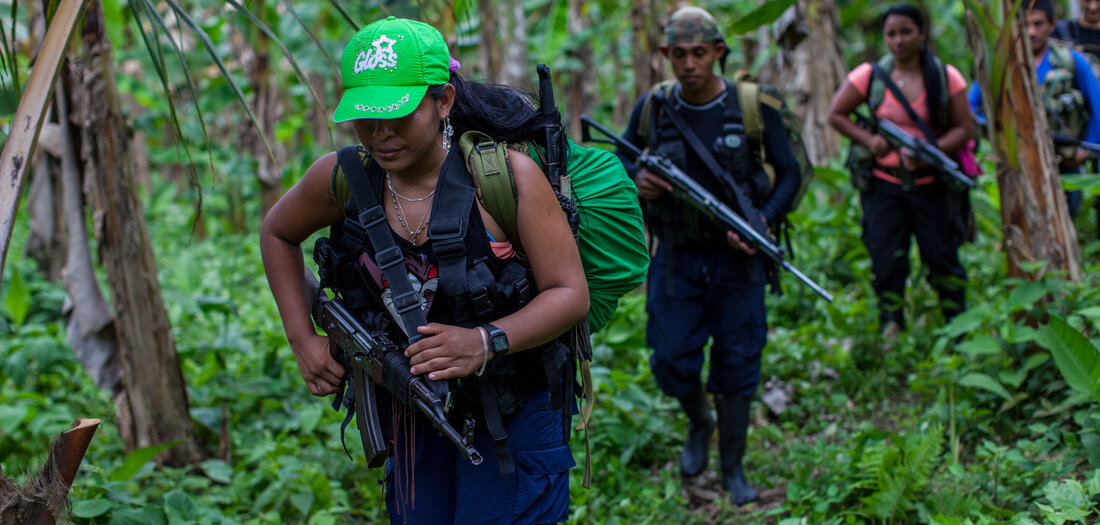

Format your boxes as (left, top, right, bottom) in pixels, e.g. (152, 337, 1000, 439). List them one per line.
(333, 16, 451, 122)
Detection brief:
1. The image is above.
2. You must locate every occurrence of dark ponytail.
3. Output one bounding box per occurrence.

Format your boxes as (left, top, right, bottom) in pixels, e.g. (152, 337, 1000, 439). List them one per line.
(883, 4, 943, 131)
(427, 72, 559, 144)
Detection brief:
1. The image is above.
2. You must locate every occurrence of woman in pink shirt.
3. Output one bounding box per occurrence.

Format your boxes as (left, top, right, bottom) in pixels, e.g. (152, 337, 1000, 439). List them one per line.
(827, 4, 974, 335)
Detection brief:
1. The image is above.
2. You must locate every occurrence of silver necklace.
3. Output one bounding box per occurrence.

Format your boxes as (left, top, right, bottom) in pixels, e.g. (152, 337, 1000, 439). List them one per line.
(387, 173, 436, 202)
(388, 177, 432, 244)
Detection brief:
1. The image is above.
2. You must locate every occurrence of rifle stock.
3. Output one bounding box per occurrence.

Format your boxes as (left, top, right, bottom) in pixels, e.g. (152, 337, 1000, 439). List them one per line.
(580, 115, 834, 303)
(854, 112, 975, 189)
(303, 269, 483, 467)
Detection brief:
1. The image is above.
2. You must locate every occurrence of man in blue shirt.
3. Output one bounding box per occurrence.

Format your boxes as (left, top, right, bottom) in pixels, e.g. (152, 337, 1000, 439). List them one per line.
(969, 0, 1100, 217)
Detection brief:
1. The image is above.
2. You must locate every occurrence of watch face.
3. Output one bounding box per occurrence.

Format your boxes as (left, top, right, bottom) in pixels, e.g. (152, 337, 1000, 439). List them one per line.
(490, 334, 509, 353)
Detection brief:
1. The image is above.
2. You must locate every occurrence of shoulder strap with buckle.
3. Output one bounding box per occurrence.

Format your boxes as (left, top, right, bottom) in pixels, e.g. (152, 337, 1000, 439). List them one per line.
(656, 86, 769, 239)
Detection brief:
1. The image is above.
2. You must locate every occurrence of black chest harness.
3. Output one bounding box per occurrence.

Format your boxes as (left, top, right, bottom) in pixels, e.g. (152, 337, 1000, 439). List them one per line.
(314, 145, 572, 475)
(645, 81, 771, 246)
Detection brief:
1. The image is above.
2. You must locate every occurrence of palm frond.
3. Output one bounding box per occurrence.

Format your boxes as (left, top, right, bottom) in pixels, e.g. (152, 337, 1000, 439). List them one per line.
(276, 0, 339, 77)
(159, 0, 278, 171)
(128, 0, 206, 193)
(226, 0, 334, 148)
(327, 0, 360, 30)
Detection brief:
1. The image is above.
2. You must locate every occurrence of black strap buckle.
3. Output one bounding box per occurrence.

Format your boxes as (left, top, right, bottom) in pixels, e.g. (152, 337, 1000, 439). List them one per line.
(358, 205, 387, 229)
(375, 246, 403, 270)
(392, 290, 422, 314)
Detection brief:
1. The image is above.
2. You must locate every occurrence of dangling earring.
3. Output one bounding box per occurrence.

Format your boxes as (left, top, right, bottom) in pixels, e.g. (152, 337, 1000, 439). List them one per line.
(442, 117, 453, 152)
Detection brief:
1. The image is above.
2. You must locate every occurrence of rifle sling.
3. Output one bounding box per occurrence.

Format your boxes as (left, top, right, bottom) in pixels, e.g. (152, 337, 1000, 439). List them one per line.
(657, 91, 769, 238)
(869, 63, 939, 144)
(337, 146, 450, 410)
(337, 146, 431, 342)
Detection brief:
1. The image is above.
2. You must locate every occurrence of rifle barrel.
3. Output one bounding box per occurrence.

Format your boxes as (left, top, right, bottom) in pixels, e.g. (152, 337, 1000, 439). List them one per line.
(580, 115, 834, 303)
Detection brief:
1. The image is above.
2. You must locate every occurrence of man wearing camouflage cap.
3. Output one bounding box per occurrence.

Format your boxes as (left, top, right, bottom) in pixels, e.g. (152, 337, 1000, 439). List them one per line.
(617, 5, 802, 506)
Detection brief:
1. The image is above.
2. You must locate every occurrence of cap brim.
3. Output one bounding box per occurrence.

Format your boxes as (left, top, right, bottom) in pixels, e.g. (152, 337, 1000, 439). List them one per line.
(333, 84, 428, 122)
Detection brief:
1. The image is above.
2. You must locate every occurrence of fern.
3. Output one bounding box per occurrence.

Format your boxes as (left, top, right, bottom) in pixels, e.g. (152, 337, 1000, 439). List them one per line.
(854, 424, 945, 520)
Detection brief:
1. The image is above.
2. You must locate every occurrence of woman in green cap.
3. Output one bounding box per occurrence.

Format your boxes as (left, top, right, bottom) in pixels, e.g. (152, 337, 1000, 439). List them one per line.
(260, 16, 586, 524)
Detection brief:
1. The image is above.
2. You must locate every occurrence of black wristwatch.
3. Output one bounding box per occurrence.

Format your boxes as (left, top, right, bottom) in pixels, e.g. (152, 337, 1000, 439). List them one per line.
(483, 323, 510, 357)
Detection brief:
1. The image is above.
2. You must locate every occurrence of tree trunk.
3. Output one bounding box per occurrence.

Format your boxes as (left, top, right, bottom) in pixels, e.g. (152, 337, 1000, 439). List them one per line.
(565, 0, 591, 136)
(243, 0, 282, 222)
(476, 0, 501, 82)
(764, 0, 846, 164)
(631, 0, 666, 100)
(499, 0, 529, 88)
(24, 0, 65, 281)
(967, 1, 1081, 281)
(55, 67, 123, 395)
(75, 0, 206, 466)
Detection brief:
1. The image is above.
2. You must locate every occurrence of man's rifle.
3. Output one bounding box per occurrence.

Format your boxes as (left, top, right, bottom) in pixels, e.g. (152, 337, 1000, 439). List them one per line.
(580, 115, 834, 303)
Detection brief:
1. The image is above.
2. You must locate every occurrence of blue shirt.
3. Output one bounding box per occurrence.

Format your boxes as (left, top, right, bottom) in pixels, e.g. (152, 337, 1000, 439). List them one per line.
(968, 46, 1100, 143)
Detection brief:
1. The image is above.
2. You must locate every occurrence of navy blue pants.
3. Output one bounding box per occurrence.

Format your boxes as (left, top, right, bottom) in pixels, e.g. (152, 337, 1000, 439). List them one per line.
(860, 179, 967, 327)
(646, 244, 767, 399)
(384, 388, 574, 525)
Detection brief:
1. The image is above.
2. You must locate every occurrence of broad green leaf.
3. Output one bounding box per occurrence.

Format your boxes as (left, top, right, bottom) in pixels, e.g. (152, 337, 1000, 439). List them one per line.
(1076, 306, 1100, 320)
(164, 489, 196, 521)
(0, 403, 29, 434)
(1084, 432, 1100, 469)
(1060, 174, 1100, 196)
(107, 507, 168, 525)
(1008, 281, 1048, 309)
(957, 335, 1002, 356)
(290, 491, 315, 515)
(72, 498, 116, 518)
(3, 264, 29, 326)
(199, 459, 233, 484)
(108, 440, 182, 482)
(730, 0, 798, 35)
(958, 372, 1013, 401)
(943, 310, 985, 337)
(1036, 316, 1100, 400)
(298, 404, 323, 434)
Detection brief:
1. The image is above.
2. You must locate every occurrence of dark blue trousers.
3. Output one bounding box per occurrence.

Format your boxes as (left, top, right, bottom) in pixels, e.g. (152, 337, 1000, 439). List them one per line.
(384, 388, 574, 525)
(646, 244, 767, 399)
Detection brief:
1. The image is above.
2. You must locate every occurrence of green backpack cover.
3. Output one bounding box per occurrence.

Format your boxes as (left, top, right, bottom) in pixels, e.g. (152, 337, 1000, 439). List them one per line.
(459, 131, 649, 333)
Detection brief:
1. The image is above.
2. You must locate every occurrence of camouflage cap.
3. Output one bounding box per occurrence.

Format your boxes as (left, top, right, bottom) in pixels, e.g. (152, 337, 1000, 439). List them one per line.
(665, 6, 724, 46)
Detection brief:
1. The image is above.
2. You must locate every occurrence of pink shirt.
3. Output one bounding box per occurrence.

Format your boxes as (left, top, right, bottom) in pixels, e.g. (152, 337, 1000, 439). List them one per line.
(847, 62, 968, 184)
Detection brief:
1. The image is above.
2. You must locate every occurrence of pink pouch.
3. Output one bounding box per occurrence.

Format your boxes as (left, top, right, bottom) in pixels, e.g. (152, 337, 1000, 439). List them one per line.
(955, 140, 982, 177)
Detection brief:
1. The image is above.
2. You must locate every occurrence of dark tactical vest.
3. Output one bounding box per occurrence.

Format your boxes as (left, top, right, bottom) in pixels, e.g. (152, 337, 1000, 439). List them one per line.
(315, 145, 572, 474)
(643, 80, 772, 246)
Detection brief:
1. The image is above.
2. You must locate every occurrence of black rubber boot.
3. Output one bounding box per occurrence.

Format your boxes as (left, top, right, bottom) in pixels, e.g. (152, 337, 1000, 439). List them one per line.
(675, 383, 714, 478)
(716, 394, 759, 505)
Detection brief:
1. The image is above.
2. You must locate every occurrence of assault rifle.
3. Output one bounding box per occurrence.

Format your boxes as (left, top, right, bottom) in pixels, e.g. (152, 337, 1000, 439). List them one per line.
(579, 115, 834, 303)
(1052, 132, 1100, 157)
(303, 269, 483, 468)
(854, 112, 975, 189)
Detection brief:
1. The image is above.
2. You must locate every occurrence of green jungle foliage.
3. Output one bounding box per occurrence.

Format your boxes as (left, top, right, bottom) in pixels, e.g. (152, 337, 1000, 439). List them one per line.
(2, 0, 1100, 523)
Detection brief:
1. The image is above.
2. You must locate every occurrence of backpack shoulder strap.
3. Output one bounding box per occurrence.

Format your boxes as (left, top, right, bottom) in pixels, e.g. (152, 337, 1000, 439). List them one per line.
(868, 55, 894, 112)
(335, 145, 433, 343)
(638, 79, 677, 146)
(459, 131, 520, 243)
(737, 81, 764, 144)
